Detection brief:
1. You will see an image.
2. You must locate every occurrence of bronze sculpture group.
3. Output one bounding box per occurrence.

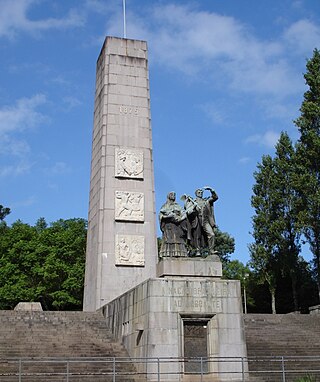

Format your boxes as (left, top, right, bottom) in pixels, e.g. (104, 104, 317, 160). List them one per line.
(159, 187, 219, 258)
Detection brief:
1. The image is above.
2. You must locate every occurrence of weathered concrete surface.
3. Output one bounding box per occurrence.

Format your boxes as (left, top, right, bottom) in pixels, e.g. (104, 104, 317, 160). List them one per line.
(83, 37, 158, 311)
(157, 255, 222, 278)
(103, 275, 247, 381)
(14, 302, 43, 311)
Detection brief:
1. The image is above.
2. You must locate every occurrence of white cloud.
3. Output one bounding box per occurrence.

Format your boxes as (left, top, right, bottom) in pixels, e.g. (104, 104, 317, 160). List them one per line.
(105, 3, 305, 99)
(0, 0, 85, 38)
(245, 130, 280, 148)
(0, 135, 30, 157)
(0, 95, 46, 177)
(47, 161, 71, 175)
(10, 195, 36, 207)
(62, 96, 82, 110)
(0, 161, 32, 177)
(239, 157, 251, 165)
(284, 19, 320, 54)
(0, 94, 47, 136)
(85, 0, 119, 14)
(199, 102, 226, 126)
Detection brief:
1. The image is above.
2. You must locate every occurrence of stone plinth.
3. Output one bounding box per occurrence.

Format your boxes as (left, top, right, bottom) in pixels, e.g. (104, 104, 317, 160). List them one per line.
(14, 302, 43, 311)
(102, 273, 247, 381)
(157, 256, 222, 278)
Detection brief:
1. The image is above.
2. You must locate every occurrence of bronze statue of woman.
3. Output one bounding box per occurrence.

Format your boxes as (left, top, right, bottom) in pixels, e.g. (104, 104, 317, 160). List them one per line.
(159, 192, 188, 257)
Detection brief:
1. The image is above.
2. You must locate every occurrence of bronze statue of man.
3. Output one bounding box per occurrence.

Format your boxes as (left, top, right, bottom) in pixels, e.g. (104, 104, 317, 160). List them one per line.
(184, 187, 218, 256)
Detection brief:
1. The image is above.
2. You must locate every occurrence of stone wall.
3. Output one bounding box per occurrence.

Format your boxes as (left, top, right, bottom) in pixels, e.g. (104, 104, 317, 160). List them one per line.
(103, 276, 247, 381)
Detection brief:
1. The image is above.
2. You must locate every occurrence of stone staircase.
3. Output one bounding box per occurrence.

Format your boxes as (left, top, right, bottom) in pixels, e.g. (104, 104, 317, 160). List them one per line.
(0, 310, 141, 381)
(244, 314, 320, 382)
(1, 310, 320, 381)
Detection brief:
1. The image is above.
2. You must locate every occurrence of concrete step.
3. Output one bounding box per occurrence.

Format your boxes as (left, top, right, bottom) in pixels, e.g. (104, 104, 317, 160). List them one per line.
(0, 310, 140, 381)
(244, 313, 320, 382)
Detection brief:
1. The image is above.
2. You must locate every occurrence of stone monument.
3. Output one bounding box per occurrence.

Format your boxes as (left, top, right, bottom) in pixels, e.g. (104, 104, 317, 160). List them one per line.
(83, 37, 158, 311)
(103, 188, 247, 381)
(85, 36, 247, 381)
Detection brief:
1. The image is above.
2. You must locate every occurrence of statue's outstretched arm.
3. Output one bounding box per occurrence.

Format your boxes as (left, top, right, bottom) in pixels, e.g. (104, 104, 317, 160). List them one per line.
(203, 186, 218, 202)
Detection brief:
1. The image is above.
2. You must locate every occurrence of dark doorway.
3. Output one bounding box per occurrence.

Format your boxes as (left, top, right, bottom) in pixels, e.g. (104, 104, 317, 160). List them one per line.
(183, 320, 208, 373)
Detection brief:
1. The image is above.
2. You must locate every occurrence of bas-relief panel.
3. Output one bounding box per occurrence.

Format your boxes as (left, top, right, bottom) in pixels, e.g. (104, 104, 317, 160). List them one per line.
(115, 191, 144, 221)
(115, 148, 143, 179)
(115, 234, 145, 266)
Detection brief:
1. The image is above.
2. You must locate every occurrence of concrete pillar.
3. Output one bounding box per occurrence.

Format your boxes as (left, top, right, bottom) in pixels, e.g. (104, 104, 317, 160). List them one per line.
(83, 37, 158, 311)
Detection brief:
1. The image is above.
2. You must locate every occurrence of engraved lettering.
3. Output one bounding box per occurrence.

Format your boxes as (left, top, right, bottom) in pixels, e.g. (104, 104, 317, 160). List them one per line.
(174, 299, 181, 307)
(119, 105, 139, 116)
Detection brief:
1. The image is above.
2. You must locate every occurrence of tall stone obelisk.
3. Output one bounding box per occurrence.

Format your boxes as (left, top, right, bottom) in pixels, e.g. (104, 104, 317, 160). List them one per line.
(83, 37, 158, 311)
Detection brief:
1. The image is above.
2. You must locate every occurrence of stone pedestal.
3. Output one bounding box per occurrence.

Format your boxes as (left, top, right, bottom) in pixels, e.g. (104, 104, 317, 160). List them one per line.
(102, 257, 248, 381)
(157, 255, 222, 278)
(14, 302, 43, 311)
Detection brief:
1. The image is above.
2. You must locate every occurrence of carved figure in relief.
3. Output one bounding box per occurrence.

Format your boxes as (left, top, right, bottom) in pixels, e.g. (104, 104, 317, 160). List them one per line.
(116, 191, 131, 217)
(118, 237, 131, 261)
(159, 192, 188, 257)
(116, 235, 144, 266)
(182, 186, 218, 257)
(129, 193, 143, 216)
(116, 149, 143, 178)
(115, 191, 144, 221)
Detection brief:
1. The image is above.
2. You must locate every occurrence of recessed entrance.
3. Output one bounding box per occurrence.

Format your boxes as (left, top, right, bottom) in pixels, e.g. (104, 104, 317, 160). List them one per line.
(183, 320, 208, 373)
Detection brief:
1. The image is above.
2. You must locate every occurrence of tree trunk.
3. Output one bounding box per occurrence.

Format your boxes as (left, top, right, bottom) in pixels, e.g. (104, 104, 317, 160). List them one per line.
(316, 243, 320, 304)
(291, 271, 299, 312)
(317, 269, 320, 304)
(271, 289, 276, 314)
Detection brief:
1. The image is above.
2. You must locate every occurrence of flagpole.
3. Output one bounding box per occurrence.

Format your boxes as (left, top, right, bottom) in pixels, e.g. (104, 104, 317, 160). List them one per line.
(123, 0, 127, 38)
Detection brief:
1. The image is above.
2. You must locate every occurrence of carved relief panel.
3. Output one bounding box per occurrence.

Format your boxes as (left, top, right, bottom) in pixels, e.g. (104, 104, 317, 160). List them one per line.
(115, 235, 145, 266)
(115, 191, 144, 221)
(115, 148, 143, 179)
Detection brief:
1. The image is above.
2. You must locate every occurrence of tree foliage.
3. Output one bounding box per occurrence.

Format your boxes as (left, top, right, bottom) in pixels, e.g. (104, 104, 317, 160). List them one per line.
(272, 133, 301, 311)
(250, 133, 305, 313)
(250, 154, 279, 313)
(0, 218, 87, 310)
(294, 48, 320, 301)
(0, 205, 10, 221)
(214, 227, 235, 264)
(250, 49, 320, 312)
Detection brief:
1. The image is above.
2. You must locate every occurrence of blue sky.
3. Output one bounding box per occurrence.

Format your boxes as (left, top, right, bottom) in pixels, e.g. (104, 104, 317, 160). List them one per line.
(1, 0, 319, 264)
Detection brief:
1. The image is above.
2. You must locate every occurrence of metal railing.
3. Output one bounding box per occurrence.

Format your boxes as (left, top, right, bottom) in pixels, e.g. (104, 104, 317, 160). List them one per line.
(0, 355, 319, 381)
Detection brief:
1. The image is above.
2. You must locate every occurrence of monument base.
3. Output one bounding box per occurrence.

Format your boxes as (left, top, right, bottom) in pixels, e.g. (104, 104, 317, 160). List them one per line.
(14, 302, 43, 311)
(101, 258, 248, 381)
(156, 255, 222, 278)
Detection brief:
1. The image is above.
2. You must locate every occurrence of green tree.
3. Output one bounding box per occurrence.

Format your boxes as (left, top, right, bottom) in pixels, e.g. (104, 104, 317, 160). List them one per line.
(273, 132, 301, 311)
(38, 218, 87, 310)
(0, 218, 87, 310)
(223, 259, 250, 281)
(294, 49, 320, 302)
(250, 154, 280, 313)
(0, 221, 39, 309)
(223, 259, 253, 312)
(214, 227, 235, 264)
(0, 205, 10, 221)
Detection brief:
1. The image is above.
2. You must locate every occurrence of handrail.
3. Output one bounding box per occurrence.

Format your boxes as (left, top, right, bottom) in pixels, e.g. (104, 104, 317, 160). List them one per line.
(0, 355, 319, 381)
